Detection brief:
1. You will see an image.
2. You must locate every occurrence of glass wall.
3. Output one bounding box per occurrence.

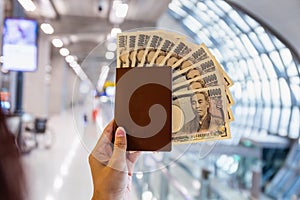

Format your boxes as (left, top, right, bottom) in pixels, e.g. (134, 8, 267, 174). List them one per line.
(168, 0, 300, 140)
(131, 1, 300, 199)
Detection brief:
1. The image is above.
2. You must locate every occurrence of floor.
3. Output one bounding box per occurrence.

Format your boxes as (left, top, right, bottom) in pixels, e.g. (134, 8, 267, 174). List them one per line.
(22, 108, 91, 200)
(21, 104, 138, 200)
(19, 99, 259, 200)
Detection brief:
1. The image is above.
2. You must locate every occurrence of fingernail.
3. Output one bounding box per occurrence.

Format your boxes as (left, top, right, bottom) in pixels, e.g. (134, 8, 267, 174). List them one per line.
(116, 127, 125, 137)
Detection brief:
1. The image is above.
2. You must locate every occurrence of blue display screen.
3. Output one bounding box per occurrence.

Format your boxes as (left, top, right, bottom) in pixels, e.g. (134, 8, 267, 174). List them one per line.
(2, 18, 38, 71)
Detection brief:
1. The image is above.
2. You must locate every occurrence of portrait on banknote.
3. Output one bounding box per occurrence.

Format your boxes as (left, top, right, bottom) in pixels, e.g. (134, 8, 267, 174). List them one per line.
(180, 91, 224, 133)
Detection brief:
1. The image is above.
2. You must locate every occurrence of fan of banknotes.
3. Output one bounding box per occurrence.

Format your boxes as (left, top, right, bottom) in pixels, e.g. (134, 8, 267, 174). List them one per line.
(116, 30, 234, 144)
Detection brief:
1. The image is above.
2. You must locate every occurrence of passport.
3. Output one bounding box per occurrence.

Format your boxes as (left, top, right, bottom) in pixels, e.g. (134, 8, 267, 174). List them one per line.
(114, 66, 172, 151)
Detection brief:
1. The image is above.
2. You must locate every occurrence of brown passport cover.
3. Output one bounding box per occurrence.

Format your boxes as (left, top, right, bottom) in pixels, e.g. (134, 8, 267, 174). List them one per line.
(114, 66, 172, 151)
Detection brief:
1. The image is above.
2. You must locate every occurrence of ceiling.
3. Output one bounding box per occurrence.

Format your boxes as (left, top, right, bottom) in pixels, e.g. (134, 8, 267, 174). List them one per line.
(3, 0, 299, 85)
(2, 0, 171, 85)
(229, 0, 300, 59)
(5, 0, 297, 61)
(4, 0, 171, 61)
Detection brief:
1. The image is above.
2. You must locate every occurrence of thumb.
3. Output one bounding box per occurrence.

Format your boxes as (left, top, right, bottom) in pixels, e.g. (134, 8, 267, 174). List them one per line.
(114, 127, 127, 150)
(108, 127, 127, 171)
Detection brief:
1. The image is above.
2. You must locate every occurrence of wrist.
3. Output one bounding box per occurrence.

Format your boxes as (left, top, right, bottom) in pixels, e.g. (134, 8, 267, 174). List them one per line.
(92, 192, 122, 200)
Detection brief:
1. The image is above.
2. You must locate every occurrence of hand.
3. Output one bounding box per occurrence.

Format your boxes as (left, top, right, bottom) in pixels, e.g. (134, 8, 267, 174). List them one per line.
(89, 121, 141, 200)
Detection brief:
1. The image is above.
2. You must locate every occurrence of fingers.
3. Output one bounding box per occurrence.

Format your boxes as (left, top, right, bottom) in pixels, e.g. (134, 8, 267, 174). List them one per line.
(126, 151, 141, 175)
(127, 151, 141, 163)
(108, 127, 127, 171)
(92, 120, 114, 152)
(90, 121, 114, 165)
(100, 120, 114, 141)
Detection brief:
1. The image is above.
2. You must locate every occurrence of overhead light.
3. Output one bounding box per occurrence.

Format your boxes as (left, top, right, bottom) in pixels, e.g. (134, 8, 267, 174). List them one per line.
(39, 0, 57, 18)
(1, 68, 9, 74)
(65, 55, 75, 63)
(192, 180, 201, 189)
(116, 3, 128, 18)
(45, 65, 52, 73)
(70, 61, 79, 68)
(110, 27, 122, 38)
(59, 48, 70, 56)
(142, 191, 153, 200)
(73, 66, 81, 74)
(41, 23, 54, 34)
(109, 0, 128, 24)
(136, 172, 143, 179)
(79, 72, 88, 81)
(52, 38, 63, 48)
(18, 0, 36, 11)
(105, 52, 114, 60)
(107, 42, 117, 51)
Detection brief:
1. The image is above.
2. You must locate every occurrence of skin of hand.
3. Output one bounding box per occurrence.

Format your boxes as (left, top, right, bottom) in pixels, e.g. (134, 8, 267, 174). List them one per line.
(89, 121, 140, 200)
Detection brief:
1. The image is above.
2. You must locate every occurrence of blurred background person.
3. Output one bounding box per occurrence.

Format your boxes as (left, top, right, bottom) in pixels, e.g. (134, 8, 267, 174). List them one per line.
(0, 101, 27, 200)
